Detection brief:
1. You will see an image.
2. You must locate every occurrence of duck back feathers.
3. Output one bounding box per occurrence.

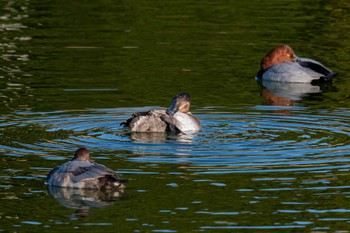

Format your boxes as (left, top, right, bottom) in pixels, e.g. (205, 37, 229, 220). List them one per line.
(46, 148, 127, 190)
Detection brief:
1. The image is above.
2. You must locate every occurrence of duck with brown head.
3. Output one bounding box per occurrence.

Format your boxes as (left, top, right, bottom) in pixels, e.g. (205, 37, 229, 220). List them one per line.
(256, 45, 336, 84)
(46, 148, 127, 190)
(121, 92, 201, 133)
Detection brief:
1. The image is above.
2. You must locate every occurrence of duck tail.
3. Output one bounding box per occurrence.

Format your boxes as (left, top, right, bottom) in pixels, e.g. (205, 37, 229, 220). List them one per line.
(100, 176, 128, 190)
(311, 72, 337, 85)
(111, 179, 128, 189)
(325, 72, 337, 81)
(118, 179, 128, 183)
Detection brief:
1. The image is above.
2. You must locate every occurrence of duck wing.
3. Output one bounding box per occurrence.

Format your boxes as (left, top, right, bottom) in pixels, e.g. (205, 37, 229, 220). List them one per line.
(71, 163, 117, 183)
(160, 114, 181, 133)
(120, 111, 150, 127)
(122, 109, 168, 132)
(297, 58, 336, 82)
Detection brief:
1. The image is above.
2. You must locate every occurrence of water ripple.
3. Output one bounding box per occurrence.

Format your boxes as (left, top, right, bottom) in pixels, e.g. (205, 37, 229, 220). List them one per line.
(2, 106, 350, 175)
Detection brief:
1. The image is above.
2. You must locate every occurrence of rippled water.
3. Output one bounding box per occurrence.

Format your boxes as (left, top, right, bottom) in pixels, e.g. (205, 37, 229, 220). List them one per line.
(2, 106, 350, 231)
(2, 0, 350, 232)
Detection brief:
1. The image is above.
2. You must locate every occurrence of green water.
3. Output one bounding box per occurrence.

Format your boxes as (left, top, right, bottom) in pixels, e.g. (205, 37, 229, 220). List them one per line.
(3, 0, 350, 113)
(2, 0, 350, 232)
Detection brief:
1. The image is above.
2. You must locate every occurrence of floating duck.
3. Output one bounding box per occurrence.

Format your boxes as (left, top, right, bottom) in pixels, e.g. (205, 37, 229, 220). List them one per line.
(46, 148, 127, 190)
(121, 92, 201, 133)
(256, 45, 336, 83)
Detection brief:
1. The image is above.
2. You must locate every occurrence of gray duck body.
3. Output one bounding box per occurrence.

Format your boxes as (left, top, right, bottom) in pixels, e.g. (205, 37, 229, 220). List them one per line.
(122, 92, 201, 133)
(46, 148, 126, 190)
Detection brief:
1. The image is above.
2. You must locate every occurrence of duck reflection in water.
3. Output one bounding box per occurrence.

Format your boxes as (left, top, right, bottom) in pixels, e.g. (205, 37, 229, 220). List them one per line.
(129, 130, 198, 144)
(258, 78, 337, 107)
(260, 80, 326, 106)
(121, 92, 201, 134)
(47, 185, 123, 217)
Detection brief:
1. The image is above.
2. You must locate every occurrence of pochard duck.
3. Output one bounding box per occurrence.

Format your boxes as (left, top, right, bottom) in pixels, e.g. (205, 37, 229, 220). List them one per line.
(121, 92, 201, 133)
(46, 148, 127, 190)
(256, 45, 336, 83)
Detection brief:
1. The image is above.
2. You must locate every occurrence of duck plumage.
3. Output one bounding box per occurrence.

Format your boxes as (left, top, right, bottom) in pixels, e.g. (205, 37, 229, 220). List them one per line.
(46, 148, 127, 190)
(257, 45, 336, 83)
(121, 92, 201, 133)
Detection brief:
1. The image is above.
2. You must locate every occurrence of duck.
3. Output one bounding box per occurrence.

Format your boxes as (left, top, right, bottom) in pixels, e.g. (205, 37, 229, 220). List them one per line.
(46, 148, 127, 190)
(121, 92, 201, 133)
(256, 45, 336, 83)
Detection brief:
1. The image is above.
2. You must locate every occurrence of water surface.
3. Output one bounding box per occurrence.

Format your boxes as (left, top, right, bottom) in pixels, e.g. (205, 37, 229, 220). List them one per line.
(1, 0, 350, 232)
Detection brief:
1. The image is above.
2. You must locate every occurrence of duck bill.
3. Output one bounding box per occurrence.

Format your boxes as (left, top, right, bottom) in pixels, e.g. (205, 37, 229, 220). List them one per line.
(166, 102, 179, 116)
(293, 54, 299, 62)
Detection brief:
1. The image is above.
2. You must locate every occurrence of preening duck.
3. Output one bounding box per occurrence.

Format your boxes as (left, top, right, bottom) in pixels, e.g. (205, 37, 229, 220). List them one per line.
(256, 45, 336, 83)
(121, 92, 201, 133)
(46, 148, 127, 190)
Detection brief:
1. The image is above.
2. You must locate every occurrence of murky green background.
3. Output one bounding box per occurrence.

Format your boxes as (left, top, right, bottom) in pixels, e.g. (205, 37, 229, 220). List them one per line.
(1, 0, 350, 232)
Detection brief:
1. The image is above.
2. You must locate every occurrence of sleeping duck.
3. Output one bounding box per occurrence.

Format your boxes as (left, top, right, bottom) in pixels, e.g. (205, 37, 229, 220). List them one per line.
(46, 148, 127, 190)
(121, 92, 201, 133)
(256, 45, 336, 83)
